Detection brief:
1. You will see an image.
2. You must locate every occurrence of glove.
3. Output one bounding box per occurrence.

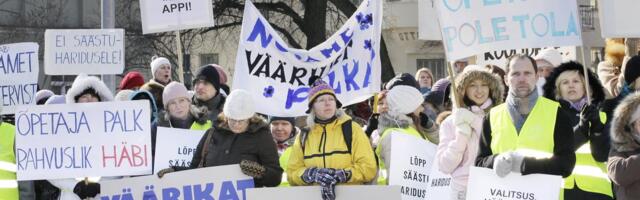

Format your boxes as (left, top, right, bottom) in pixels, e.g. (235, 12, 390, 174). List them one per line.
(157, 168, 175, 178)
(333, 169, 352, 183)
(73, 181, 100, 199)
(321, 182, 337, 200)
(364, 114, 380, 137)
(493, 153, 512, 178)
(240, 160, 266, 178)
(573, 104, 604, 137)
(510, 152, 524, 173)
(453, 108, 475, 126)
(316, 168, 338, 200)
(301, 167, 318, 184)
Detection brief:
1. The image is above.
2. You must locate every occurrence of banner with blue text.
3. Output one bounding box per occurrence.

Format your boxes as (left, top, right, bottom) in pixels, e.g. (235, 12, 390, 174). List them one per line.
(0, 42, 39, 115)
(232, 0, 382, 117)
(436, 0, 583, 61)
(44, 29, 125, 75)
(101, 165, 254, 200)
(14, 100, 151, 180)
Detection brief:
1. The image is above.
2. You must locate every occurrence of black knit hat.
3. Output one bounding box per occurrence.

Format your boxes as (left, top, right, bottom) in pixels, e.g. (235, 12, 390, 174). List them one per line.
(193, 65, 221, 91)
(385, 73, 420, 90)
(624, 56, 640, 85)
(268, 116, 296, 127)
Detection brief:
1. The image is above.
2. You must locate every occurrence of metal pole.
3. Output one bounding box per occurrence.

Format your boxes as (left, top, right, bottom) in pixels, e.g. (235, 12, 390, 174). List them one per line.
(101, 0, 117, 93)
(447, 62, 459, 109)
(579, 46, 592, 104)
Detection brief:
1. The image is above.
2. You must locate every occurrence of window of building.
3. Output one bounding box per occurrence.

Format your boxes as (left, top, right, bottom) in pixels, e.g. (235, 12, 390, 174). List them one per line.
(417, 59, 445, 81)
(200, 53, 219, 66)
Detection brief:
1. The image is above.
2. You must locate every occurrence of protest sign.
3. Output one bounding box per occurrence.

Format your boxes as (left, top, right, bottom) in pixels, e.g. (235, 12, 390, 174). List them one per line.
(436, 0, 583, 61)
(0, 42, 39, 115)
(418, 0, 442, 40)
(139, 0, 215, 34)
(424, 158, 453, 200)
(476, 47, 576, 69)
(153, 127, 206, 174)
(14, 101, 151, 180)
(44, 29, 124, 75)
(387, 132, 438, 200)
(599, 0, 640, 37)
(246, 185, 401, 200)
(231, 0, 382, 117)
(101, 164, 254, 200)
(466, 167, 562, 200)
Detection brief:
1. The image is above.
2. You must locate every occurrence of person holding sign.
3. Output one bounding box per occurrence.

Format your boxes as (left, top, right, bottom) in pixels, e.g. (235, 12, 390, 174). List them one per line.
(608, 92, 640, 200)
(158, 82, 211, 130)
(436, 69, 504, 200)
(157, 89, 283, 187)
(542, 62, 613, 200)
(375, 85, 434, 184)
(475, 55, 575, 179)
(287, 79, 377, 200)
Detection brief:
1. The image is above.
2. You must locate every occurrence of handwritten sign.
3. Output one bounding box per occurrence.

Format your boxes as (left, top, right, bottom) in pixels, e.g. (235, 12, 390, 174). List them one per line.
(14, 101, 151, 180)
(0, 42, 39, 115)
(44, 29, 124, 75)
(436, 0, 582, 60)
(476, 47, 576, 69)
(466, 167, 561, 200)
(231, 0, 382, 117)
(101, 165, 254, 200)
(153, 127, 206, 174)
(599, 0, 640, 37)
(139, 0, 215, 34)
(388, 132, 438, 200)
(424, 158, 453, 200)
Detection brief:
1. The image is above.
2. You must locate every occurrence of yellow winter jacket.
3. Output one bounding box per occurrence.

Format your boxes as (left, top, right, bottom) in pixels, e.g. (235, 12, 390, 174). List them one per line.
(286, 114, 377, 185)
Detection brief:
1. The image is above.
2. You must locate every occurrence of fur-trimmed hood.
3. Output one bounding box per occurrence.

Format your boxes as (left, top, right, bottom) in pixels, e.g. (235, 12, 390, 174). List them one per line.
(130, 90, 159, 123)
(543, 61, 606, 105)
(65, 74, 114, 103)
(611, 92, 640, 152)
(454, 70, 504, 108)
(215, 114, 269, 134)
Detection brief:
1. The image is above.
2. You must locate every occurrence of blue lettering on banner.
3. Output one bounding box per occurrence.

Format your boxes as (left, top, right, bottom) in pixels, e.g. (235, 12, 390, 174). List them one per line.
(103, 109, 145, 133)
(16, 111, 91, 136)
(53, 34, 123, 65)
(0, 83, 38, 106)
(15, 146, 92, 170)
(101, 179, 255, 200)
(0, 50, 36, 74)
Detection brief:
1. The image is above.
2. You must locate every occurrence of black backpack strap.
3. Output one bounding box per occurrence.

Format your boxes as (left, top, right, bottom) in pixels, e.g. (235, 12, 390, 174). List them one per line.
(342, 120, 353, 154)
(300, 127, 310, 153)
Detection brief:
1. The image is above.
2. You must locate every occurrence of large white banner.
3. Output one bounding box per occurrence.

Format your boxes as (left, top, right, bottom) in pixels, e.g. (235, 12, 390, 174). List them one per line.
(232, 0, 382, 117)
(436, 0, 583, 60)
(14, 101, 151, 180)
(153, 127, 206, 174)
(476, 47, 576, 69)
(418, 0, 442, 40)
(0, 42, 39, 115)
(246, 185, 401, 200)
(388, 132, 438, 200)
(44, 29, 125, 75)
(101, 165, 254, 200)
(599, 0, 640, 37)
(139, 0, 215, 34)
(466, 167, 562, 200)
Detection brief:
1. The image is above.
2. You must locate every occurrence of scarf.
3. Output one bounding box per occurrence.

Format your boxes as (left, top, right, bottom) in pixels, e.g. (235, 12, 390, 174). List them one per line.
(505, 88, 539, 133)
(568, 97, 588, 112)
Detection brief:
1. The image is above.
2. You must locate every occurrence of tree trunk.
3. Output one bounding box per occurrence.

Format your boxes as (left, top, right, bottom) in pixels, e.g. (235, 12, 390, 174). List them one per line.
(303, 0, 327, 49)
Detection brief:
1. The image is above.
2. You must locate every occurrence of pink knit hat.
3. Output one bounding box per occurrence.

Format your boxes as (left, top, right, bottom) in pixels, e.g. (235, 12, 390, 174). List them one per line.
(162, 82, 190, 108)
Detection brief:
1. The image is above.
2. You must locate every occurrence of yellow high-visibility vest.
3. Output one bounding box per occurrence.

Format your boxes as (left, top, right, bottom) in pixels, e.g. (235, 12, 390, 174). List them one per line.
(0, 123, 18, 200)
(376, 126, 424, 185)
(190, 120, 212, 131)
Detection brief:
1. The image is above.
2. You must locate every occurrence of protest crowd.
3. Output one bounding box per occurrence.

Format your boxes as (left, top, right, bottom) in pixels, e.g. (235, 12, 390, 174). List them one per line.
(2, 0, 640, 200)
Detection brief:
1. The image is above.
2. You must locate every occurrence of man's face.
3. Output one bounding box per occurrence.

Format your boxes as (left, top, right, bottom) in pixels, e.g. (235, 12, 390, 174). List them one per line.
(193, 80, 217, 101)
(270, 120, 293, 142)
(506, 58, 538, 97)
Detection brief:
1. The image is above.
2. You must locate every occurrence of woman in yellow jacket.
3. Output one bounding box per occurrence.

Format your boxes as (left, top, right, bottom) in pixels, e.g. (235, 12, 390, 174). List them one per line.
(287, 79, 377, 200)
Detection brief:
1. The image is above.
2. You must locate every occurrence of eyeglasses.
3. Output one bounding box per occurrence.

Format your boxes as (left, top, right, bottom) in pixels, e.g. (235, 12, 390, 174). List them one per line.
(228, 118, 249, 125)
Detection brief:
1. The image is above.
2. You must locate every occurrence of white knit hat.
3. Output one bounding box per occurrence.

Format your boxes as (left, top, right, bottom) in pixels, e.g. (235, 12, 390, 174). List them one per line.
(224, 89, 255, 120)
(386, 85, 424, 115)
(534, 48, 563, 67)
(150, 57, 171, 79)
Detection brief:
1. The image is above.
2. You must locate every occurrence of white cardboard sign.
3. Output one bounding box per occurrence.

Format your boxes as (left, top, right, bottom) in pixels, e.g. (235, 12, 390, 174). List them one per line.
(153, 127, 206, 174)
(388, 132, 438, 200)
(466, 167, 562, 200)
(44, 29, 125, 75)
(0, 42, 39, 115)
(599, 0, 640, 37)
(139, 0, 215, 34)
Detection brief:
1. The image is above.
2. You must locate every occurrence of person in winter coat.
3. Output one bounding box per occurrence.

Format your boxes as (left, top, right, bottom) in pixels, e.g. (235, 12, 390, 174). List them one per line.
(35, 89, 54, 105)
(141, 80, 166, 112)
(157, 89, 283, 187)
(157, 82, 211, 130)
(287, 79, 377, 200)
(608, 92, 640, 200)
(129, 90, 160, 172)
(149, 56, 172, 86)
(602, 56, 640, 122)
(119, 71, 146, 91)
(268, 116, 299, 187)
(475, 54, 576, 179)
(534, 48, 563, 96)
(366, 91, 389, 148)
(192, 65, 227, 124)
(376, 85, 440, 185)
(416, 67, 434, 95)
(597, 38, 627, 97)
(436, 69, 504, 200)
(543, 61, 613, 200)
(47, 74, 116, 200)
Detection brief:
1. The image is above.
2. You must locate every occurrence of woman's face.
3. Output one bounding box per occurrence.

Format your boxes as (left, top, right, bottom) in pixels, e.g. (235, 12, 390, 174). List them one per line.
(77, 93, 99, 103)
(228, 118, 250, 134)
(418, 71, 432, 88)
(557, 71, 585, 103)
(377, 97, 389, 113)
(167, 97, 191, 119)
(313, 94, 337, 120)
(465, 79, 490, 106)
